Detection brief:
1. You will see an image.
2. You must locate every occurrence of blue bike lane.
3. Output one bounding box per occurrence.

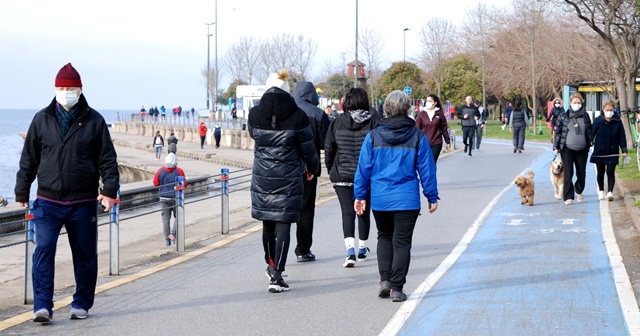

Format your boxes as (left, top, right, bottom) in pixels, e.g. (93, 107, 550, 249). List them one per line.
(392, 152, 640, 335)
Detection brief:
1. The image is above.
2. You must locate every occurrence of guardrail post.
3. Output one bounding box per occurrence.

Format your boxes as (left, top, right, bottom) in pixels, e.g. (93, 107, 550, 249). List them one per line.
(24, 203, 34, 304)
(175, 176, 186, 252)
(109, 190, 121, 276)
(221, 168, 229, 235)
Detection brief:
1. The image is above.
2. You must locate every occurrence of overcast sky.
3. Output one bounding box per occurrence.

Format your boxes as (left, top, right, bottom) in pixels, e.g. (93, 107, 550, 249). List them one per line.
(0, 0, 511, 110)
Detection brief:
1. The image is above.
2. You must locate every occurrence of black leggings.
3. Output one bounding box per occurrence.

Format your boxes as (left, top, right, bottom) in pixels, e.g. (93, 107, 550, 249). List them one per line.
(334, 186, 371, 240)
(595, 163, 616, 193)
(462, 126, 475, 152)
(262, 221, 291, 273)
(430, 143, 443, 163)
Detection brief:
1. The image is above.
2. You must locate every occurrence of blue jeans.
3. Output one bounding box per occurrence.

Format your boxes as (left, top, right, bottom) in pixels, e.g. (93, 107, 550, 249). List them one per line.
(155, 146, 163, 159)
(32, 198, 98, 313)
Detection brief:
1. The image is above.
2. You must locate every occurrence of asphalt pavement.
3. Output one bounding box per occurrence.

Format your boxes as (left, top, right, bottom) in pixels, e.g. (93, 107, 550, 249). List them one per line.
(1, 131, 639, 335)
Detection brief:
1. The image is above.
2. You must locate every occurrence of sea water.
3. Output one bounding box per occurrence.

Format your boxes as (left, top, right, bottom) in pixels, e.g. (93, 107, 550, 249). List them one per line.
(0, 108, 134, 202)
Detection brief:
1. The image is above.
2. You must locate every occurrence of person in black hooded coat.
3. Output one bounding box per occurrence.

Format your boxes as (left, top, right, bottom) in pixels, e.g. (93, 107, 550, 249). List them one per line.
(590, 100, 628, 201)
(247, 69, 319, 293)
(292, 81, 330, 262)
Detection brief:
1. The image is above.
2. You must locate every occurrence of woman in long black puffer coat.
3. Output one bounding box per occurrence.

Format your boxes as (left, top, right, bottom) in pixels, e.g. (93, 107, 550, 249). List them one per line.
(247, 69, 319, 293)
(590, 100, 628, 201)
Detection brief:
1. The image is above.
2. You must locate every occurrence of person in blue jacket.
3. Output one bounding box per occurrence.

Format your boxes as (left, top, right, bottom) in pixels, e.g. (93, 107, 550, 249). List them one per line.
(354, 90, 439, 303)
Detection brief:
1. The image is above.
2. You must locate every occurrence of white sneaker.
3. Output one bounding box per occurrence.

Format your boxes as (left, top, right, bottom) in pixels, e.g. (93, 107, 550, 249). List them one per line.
(564, 199, 573, 205)
(598, 191, 605, 200)
(607, 192, 614, 201)
(577, 194, 584, 202)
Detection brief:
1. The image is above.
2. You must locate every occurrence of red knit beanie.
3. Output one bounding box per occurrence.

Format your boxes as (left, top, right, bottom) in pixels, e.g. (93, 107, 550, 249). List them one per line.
(55, 63, 82, 88)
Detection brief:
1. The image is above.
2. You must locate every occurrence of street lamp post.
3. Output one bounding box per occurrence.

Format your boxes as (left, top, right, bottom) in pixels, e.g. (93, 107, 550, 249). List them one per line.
(214, 0, 218, 116)
(205, 22, 215, 112)
(403, 28, 410, 62)
(354, 0, 359, 88)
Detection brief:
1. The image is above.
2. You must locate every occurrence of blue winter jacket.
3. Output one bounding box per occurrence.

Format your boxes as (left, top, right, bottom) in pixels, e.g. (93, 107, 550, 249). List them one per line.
(354, 116, 438, 211)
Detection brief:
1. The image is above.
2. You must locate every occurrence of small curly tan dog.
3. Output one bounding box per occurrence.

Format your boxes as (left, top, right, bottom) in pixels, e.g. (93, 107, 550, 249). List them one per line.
(514, 171, 535, 206)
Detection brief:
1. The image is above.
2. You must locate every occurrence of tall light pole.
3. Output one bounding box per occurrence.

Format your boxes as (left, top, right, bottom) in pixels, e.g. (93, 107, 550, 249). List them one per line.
(205, 22, 215, 111)
(354, 0, 359, 88)
(214, 0, 218, 115)
(403, 28, 410, 62)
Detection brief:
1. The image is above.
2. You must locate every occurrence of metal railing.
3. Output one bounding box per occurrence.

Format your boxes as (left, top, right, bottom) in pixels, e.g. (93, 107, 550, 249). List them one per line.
(0, 167, 251, 304)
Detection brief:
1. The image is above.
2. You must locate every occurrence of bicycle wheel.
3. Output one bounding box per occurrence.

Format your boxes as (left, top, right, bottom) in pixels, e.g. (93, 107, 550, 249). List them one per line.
(637, 138, 640, 172)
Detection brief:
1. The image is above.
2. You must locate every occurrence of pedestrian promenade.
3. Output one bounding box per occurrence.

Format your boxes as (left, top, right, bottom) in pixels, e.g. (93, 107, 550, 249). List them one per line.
(1, 136, 639, 335)
(0, 128, 294, 312)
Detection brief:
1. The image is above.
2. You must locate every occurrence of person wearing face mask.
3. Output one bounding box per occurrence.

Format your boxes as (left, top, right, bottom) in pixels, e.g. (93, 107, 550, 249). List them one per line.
(547, 98, 564, 140)
(15, 63, 120, 323)
(590, 100, 628, 201)
(553, 93, 593, 205)
(415, 94, 451, 162)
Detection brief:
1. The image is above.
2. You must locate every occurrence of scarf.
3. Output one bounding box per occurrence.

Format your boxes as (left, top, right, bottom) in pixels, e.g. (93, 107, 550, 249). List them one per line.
(349, 109, 371, 123)
(568, 110, 582, 135)
(55, 103, 79, 137)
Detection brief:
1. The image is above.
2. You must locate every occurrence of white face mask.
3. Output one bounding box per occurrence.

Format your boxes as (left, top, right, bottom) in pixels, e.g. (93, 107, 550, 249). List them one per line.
(571, 103, 582, 111)
(554, 104, 561, 108)
(425, 102, 434, 109)
(604, 111, 614, 119)
(56, 90, 80, 107)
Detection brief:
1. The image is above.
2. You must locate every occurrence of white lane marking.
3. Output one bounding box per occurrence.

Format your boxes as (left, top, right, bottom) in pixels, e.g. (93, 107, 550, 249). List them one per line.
(600, 194, 640, 335)
(561, 218, 578, 225)
(379, 181, 513, 336)
(505, 219, 527, 225)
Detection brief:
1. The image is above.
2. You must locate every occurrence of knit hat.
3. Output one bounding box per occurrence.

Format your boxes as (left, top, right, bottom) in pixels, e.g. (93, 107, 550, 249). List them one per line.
(165, 153, 177, 169)
(265, 69, 290, 92)
(55, 63, 82, 88)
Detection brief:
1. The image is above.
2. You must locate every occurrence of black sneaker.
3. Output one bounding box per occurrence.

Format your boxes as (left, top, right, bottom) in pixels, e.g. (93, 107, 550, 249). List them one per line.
(378, 280, 391, 298)
(296, 252, 316, 262)
(464, 145, 468, 153)
(391, 289, 407, 302)
(357, 247, 370, 261)
(268, 279, 290, 293)
(343, 255, 356, 267)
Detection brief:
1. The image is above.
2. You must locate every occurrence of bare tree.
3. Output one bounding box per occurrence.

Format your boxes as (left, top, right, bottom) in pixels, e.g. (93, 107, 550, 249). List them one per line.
(359, 26, 386, 106)
(257, 40, 276, 84)
(462, 3, 497, 111)
(558, 0, 640, 148)
(290, 35, 318, 82)
(238, 36, 260, 84)
(224, 41, 247, 84)
(201, 65, 222, 106)
(419, 18, 456, 100)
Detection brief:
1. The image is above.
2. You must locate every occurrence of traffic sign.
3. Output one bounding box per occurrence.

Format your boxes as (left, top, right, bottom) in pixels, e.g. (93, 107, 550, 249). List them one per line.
(403, 86, 412, 95)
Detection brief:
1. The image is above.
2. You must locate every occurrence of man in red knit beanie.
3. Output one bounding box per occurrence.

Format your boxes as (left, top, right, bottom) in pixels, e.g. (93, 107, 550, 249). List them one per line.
(15, 63, 120, 323)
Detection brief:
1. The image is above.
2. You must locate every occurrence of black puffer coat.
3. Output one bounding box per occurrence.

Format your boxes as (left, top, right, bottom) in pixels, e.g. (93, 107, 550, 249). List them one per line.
(590, 114, 627, 165)
(15, 95, 120, 202)
(553, 107, 593, 151)
(324, 110, 377, 185)
(547, 106, 564, 128)
(248, 88, 319, 223)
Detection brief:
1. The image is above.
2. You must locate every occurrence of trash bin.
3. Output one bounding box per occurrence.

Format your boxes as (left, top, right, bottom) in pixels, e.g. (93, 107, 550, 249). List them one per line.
(242, 124, 246, 131)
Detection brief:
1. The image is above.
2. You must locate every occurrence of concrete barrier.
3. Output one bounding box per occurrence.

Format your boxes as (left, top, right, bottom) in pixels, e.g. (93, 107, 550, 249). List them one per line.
(110, 122, 254, 150)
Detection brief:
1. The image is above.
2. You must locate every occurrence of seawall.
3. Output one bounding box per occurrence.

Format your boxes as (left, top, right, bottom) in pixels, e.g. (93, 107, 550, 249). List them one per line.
(110, 122, 255, 150)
